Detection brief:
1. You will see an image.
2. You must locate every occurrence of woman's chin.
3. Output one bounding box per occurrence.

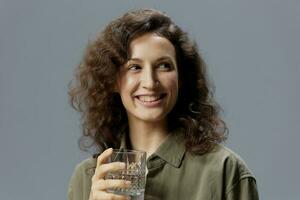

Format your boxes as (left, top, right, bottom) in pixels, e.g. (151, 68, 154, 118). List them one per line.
(131, 112, 167, 123)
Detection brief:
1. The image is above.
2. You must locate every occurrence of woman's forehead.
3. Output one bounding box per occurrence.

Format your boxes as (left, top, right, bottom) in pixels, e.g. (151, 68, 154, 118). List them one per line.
(128, 33, 176, 61)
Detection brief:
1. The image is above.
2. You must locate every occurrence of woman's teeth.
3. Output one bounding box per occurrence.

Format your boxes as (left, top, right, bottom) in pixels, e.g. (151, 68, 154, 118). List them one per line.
(137, 95, 164, 102)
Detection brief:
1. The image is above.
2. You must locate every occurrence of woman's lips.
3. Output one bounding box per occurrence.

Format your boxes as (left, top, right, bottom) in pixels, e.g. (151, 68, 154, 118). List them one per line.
(135, 94, 166, 107)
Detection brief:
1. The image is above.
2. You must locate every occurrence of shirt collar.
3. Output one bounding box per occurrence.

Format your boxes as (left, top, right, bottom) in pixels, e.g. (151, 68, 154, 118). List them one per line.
(119, 129, 186, 168)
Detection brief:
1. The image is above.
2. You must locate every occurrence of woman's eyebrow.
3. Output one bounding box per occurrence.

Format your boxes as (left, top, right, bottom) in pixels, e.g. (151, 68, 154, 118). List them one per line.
(155, 56, 173, 62)
(128, 58, 142, 62)
(128, 56, 174, 63)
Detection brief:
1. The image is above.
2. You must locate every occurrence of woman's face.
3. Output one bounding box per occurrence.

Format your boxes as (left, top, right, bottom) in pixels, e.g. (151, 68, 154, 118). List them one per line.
(116, 33, 179, 123)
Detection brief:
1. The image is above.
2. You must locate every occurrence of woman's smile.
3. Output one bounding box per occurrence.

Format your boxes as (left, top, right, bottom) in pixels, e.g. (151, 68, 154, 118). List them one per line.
(134, 94, 167, 107)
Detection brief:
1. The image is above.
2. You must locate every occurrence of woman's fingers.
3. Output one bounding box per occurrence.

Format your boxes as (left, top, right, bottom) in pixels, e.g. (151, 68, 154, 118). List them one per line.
(96, 148, 113, 167)
(94, 162, 125, 179)
(93, 179, 131, 190)
(90, 148, 131, 200)
(91, 191, 129, 200)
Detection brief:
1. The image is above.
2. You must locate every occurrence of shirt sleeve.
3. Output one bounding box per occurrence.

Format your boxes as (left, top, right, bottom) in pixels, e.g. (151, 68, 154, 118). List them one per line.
(67, 182, 73, 200)
(222, 152, 259, 200)
(67, 158, 95, 200)
(68, 163, 90, 200)
(68, 164, 82, 200)
(225, 175, 259, 200)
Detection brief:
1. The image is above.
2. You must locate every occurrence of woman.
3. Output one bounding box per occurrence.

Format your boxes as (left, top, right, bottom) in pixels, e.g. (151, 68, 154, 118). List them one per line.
(68, 9, 259, 200)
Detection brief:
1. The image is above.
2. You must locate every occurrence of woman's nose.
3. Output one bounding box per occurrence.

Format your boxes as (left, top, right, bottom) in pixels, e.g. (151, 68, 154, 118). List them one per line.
(140, 67, 158, 89)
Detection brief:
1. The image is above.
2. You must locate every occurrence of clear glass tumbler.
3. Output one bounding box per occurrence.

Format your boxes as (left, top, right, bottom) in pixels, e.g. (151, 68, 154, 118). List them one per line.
(105, 149, 147, 200)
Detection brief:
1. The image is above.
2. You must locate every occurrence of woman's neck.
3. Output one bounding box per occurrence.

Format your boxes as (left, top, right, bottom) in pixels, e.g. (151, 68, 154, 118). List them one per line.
(127, 118, 169, 158)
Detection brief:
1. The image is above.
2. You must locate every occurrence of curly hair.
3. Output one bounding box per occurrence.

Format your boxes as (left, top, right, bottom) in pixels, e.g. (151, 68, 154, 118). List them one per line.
(69, 8, 228, 155)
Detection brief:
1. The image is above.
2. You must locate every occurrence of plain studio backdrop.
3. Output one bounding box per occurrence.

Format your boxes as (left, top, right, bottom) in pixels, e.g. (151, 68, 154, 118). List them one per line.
(0, 0, 299, 199)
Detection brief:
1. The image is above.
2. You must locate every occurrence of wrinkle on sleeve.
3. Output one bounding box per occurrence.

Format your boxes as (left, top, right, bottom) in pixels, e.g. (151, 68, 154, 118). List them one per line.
(225, 176, 259, 200)
(222, 150, 259, 200)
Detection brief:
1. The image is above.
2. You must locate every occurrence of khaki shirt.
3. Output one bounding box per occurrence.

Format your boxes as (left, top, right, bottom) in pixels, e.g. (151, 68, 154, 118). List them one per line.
(68, 131, 259, 200)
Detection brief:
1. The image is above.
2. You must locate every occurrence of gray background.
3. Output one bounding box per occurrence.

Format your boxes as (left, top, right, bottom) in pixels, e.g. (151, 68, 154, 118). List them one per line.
(1, 0, 299, 199)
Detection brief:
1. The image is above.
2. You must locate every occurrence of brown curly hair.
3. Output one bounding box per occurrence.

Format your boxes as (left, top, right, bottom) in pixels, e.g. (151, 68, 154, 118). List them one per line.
(69, 8, 228, 155)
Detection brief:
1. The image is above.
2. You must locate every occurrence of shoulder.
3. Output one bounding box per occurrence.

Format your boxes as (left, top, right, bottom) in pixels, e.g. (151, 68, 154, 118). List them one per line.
(74, 157, 97, 174)
(185, 144, 256, 187)
(198, 144, 256, 181)
(202, 144, 257, 195)
(68, 157, 97, 200)
(70, 157, 97, 183)
(184, 144, 255, 177)
(211, 145, 259, 198)
(185, 144, 258, 198)
(210, 144, 254, 176)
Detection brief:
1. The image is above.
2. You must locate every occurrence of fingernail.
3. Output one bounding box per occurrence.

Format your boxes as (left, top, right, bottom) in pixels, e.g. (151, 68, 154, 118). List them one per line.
(120, 163, 125, 167)
(125, 181, 131, 185)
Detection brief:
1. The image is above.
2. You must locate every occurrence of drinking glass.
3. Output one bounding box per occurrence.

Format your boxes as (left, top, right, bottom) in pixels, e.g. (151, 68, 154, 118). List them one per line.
(105, 149, 147, 200)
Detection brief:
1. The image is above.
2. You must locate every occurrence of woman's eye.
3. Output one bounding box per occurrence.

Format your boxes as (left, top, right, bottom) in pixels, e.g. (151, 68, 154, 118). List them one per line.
(128, 64, 141, 71)
(157, 62, 172, 70)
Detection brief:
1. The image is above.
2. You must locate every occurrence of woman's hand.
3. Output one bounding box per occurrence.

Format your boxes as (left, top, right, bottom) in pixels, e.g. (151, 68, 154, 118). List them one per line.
(89, 148, 131, 200)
